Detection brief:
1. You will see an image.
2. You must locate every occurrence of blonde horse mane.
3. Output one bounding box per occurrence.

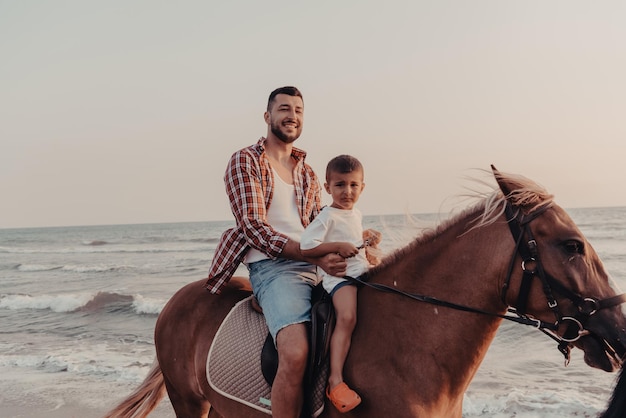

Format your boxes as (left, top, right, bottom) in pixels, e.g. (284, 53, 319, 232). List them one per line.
(472, 169, 555, 228)
(371, 170, 555, 272)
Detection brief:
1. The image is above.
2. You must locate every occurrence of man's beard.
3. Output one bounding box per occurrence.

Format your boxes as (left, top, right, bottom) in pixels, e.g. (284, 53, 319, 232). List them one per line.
(271, 121, 300, 144)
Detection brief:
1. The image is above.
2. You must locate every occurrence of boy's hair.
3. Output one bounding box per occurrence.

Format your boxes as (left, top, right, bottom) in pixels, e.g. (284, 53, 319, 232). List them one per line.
(326, 155, 364, 182)
(267, 86, 303, 111)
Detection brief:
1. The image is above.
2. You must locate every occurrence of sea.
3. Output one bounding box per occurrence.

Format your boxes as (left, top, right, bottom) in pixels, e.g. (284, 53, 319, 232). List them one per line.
(1, 207, 626, 418)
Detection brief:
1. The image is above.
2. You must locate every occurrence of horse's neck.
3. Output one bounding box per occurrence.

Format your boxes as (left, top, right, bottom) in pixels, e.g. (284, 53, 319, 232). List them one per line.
(376, 213, 509, 311)
(349, 216, 511, 413)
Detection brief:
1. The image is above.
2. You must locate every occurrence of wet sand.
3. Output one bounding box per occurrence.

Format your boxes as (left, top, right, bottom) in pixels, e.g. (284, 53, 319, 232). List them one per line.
(0, 371, 175, 418)
(0, 400, 174, 418)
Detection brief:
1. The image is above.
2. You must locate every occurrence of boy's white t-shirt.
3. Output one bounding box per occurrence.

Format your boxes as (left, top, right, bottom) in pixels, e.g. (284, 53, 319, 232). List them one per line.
(300, 206, 368, 286)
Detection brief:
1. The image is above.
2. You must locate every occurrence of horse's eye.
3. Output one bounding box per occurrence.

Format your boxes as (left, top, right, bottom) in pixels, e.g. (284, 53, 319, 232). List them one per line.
(563, 240, 584, 255)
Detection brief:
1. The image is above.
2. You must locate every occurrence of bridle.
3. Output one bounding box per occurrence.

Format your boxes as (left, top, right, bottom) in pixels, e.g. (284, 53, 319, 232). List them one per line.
(501, 201, 626, 363)
(350, 201, 626, 364)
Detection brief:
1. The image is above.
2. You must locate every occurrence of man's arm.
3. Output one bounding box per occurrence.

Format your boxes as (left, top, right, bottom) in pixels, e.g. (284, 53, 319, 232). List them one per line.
(226, 149, 290, 258)
(300, 242, 359, 259)
(281, 239, 348, 277)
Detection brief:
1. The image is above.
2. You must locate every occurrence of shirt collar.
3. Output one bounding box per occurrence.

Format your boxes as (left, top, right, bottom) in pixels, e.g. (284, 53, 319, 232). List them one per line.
(257, 137, 307, 161)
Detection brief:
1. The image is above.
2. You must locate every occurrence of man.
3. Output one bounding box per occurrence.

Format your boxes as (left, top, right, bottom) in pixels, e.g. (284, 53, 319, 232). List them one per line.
(206, 86, 347, 417)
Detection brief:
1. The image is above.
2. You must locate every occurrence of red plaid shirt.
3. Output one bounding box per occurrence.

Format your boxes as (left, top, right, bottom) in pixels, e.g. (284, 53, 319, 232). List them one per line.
(205, 138, 322, 294)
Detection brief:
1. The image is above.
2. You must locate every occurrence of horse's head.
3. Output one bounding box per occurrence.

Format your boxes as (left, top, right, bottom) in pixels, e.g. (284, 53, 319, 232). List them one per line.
(493, 166, 626, 372)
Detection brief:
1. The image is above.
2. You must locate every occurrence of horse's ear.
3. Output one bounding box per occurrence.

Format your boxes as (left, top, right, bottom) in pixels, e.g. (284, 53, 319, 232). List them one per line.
(491, 165, 514, 197)
(491, 165, 551, 211)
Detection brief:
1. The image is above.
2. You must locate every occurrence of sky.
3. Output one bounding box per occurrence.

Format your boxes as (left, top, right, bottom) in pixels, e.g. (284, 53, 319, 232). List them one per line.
(1, 1, 625, 229)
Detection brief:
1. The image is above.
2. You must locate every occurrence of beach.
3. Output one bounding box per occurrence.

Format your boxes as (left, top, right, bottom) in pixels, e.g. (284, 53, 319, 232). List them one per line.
(1, 209, 625, 417)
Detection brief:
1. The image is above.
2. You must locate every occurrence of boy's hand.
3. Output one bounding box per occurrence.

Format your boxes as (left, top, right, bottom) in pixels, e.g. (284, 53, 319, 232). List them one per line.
(336, 242, 359, 258)
(363, 229, 382, 247)
(363, 229, 383, 266)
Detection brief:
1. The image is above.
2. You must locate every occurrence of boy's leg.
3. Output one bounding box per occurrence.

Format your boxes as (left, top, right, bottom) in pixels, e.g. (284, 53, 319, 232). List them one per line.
(329, 284, 358, 389)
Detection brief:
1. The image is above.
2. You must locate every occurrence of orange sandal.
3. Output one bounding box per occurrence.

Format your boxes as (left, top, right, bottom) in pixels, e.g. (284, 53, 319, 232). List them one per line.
(326, 382, 361, 413)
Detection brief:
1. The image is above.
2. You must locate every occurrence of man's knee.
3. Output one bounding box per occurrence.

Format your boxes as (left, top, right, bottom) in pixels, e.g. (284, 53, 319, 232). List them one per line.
(276, 324, 309, 368)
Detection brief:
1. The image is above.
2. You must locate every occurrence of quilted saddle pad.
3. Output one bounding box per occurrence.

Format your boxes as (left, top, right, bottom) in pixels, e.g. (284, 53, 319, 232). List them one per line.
(207, 296, 327, 416)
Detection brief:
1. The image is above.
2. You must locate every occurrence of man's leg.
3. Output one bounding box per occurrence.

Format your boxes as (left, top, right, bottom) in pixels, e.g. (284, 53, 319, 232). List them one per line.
(271, 322, 309, 418)
(247, 259, 317, 417)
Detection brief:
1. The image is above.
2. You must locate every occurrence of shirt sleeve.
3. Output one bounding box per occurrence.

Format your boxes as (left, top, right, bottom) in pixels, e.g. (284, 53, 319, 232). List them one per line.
(225, 149, 288, 259)
(300, 210, 328, 250)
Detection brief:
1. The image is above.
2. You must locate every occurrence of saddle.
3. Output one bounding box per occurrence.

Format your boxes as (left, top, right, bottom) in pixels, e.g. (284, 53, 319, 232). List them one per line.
(206, 283, 334, 417)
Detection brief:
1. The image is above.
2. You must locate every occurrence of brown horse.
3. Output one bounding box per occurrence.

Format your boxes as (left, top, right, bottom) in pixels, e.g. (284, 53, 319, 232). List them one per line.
(105, 167, 626, 418)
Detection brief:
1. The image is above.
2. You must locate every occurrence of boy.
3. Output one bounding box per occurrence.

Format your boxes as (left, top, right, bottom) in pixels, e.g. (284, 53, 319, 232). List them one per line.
(300, 154, 378, 413)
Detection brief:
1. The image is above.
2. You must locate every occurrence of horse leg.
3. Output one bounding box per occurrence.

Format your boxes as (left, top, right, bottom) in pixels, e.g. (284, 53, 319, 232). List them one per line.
(162, 371, 211, 418)
(207, 407, 223, 418)
(155, 279, 251, 418)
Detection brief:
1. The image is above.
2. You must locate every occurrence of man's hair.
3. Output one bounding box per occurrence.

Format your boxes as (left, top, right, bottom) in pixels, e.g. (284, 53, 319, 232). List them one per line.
(326, 155, 364, 182)
(267, 86, 303, 111)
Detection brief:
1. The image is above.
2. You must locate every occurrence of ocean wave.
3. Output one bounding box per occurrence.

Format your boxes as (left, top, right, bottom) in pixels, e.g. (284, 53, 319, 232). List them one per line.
(0, 262, 27, 272)
(131, 294, 167, 315)
(0, 293, 94, 312)
(16, 263, 125, 273)
(0, 344, 156, 382)
(0, 291, 167, 315)
(1, 246, 209, 255)
(15, 263, 62, 272)
(76, 291, 167, 315)
(463, 388, 607, 417)
(77, 292, 167, 315)
(82, 240, 109, 246)
(7, 260, 207, 275)
(0, 353, 70, 373)
(188, 237, 220, 244)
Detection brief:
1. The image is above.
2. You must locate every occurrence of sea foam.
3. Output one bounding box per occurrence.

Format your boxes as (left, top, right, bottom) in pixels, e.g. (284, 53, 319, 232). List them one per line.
(0, 293, 93, 312)
(132, 294, 167, 315)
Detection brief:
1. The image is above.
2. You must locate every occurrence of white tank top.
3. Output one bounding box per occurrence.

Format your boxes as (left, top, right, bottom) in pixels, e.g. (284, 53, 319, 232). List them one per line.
(244, 168, 305, 264)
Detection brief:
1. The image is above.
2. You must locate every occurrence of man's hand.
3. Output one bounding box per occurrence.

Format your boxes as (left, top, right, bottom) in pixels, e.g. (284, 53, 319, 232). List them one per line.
(317, 252, 347, 277)
(283, 238, 348, 276)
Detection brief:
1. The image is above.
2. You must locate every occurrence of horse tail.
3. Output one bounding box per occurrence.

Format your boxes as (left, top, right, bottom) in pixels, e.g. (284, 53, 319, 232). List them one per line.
(599, 366, 626, 418)
(103, 359, 166, 418)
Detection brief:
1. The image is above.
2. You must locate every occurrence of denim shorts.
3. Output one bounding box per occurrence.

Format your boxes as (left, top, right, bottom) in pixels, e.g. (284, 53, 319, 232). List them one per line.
(247, 258, 318, 343)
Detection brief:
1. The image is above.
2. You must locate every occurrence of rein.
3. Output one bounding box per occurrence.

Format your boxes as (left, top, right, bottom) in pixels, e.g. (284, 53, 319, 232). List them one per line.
(352, 201, 626, 364)
(348, 275, 558, 330)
